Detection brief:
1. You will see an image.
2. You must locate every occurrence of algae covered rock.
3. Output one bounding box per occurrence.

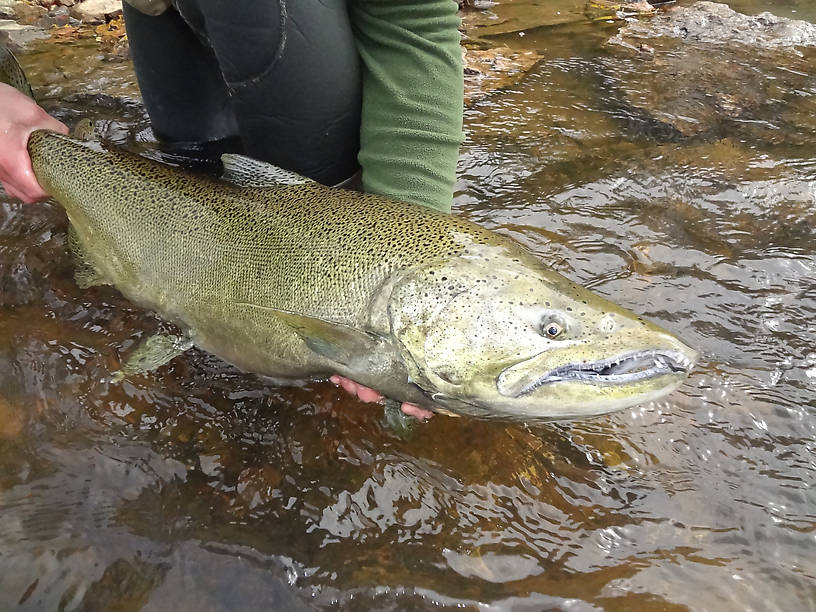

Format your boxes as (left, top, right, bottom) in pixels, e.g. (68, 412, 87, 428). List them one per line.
(611, 1, 816, 50)
(604, 1, 816, 140)
(463, 46, 541, 105)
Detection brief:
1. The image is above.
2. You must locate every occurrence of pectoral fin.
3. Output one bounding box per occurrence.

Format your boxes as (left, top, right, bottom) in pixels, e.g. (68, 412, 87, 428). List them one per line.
(235, 302, 380, 366)
(220, 154, 314, 188)
(277, 310, 386, 366)
(111, 333, 194, 382)
(68, 225, 109, 288)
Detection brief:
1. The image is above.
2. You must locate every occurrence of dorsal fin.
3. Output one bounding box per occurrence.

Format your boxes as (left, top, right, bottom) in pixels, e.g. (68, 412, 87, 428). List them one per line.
(220, 153, 314, 188)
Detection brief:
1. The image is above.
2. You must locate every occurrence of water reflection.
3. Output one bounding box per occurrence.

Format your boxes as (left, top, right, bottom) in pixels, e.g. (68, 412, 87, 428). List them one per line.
(2, 1, 816, 610)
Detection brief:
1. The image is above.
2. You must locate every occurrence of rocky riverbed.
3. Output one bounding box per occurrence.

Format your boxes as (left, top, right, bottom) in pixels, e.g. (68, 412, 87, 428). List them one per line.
(602, 1, 816, 140)
(1, 2, 815, 610)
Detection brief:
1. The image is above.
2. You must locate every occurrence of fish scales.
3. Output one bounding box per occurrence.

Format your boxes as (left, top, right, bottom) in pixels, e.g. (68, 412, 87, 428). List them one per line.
(26, 131, 509, 383)
(0, 46, 33, 98)
(26, 131, 505, 313)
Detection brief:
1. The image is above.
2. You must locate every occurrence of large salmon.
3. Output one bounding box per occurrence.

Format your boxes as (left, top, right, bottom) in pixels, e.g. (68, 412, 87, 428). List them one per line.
(3, 46, 697, 421)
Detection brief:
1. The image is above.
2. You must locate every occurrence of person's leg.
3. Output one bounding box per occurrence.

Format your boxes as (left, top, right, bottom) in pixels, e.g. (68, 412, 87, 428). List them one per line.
(183, 0, 362, 186)
(123, 2, 239, 146)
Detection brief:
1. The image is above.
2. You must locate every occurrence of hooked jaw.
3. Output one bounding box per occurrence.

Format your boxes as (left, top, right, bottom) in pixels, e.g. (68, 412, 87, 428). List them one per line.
(495, 347, 698, 417)
(508, 349, 695, 396)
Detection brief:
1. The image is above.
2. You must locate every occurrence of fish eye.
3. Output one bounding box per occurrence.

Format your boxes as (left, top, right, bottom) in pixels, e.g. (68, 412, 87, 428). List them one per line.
(542, 321, 564, 339)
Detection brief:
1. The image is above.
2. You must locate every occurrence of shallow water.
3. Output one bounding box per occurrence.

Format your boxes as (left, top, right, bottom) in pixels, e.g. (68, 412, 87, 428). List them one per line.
(1, 1, 815, 610)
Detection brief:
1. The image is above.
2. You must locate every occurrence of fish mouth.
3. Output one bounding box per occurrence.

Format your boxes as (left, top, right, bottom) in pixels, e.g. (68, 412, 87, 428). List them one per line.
(502, 350, 695, 398)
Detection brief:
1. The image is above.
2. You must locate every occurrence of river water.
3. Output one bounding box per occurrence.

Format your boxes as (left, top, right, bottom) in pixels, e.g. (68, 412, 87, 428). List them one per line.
(1, 1, 814, 610)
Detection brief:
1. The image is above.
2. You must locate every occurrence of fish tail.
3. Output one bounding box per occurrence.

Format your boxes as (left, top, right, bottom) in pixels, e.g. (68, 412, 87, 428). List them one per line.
(0, 44, 34, 99)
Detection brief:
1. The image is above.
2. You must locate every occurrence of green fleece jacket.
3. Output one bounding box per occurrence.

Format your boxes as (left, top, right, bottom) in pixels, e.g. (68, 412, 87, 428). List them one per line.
(350, 0, 464, 212)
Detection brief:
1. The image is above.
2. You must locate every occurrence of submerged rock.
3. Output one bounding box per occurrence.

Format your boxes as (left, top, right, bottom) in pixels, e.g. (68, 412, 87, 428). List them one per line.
(0, 18, 48, 47)
(463, 46, 540, 105)
(459, 0, 584, 42)
(611, 1, 816, 51)
(604, 1, 816, 140)
(0, 387, 27, 439)
(588, 0, 658, 17)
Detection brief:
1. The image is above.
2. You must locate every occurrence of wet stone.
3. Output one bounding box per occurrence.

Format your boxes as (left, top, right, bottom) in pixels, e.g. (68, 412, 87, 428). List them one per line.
(603, 2, 816, 139)
(12, 1, 45, 25)
(611, 1, 816, 50)
(0, 0, 17, 18)
(68, 0, 121, 24)
(0, 393, 26, 439)
(49, 6, 70, 18)
(464, 46, 541, 105)
(0, 17, 47, 47)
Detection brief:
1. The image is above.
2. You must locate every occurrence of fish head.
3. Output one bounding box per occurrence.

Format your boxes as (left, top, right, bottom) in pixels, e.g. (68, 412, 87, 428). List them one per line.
(389, 247, 697, 420)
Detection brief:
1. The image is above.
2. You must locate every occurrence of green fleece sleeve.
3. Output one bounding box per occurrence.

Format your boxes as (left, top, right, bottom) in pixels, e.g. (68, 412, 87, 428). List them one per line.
(349, 0, 464, 213)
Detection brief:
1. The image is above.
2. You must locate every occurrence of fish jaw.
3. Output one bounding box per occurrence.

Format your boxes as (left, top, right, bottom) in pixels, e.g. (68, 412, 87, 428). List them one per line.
(493, 344, 697, 419)
(498, 348, 695, 396)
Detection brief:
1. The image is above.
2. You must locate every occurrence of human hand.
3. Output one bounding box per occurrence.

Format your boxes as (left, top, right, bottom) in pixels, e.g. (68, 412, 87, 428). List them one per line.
(330, 375, 435, 420)
(0, 83, 69, 203)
